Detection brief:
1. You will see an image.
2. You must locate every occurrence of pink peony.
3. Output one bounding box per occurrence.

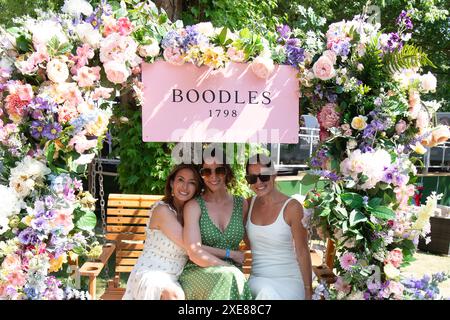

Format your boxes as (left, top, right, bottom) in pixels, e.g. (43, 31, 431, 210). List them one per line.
(69, 134, 98, 154)
(4, 94, 29, 123)
(163, 47, 185, 66)
(117, 17, 133, 36)
(73, 66, 101, 87)
(339, 252, 357, 271)
(317, 103, 341, 129)
(312, 56, 336, 80)
(58, 104, 78, 124)
(385, 248, 403, 268)
(103, 61, 130, 84)
(251, 56, 275, 79)
(54, 209, 74, 234)
(92, 87, 114, 100)
(7, 271, 26, 287)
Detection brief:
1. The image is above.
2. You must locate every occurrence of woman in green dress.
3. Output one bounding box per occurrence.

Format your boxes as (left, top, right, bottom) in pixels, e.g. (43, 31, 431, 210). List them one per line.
(179, 151, 253, 300)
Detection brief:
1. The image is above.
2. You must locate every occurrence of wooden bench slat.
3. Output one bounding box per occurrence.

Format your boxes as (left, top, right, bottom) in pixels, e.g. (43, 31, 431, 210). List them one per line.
(105, 234, 146, 241)
(116, 258, 139, 265)
(107, 226, 147, 233)
(107, 208, 151, 217)
(108, 194, 163, 201)
(107, 217, 148, 225)
(116, 266, 135, 273)
(116, 251, 142, 258)
(108, 200, 160, 208)
(118, 243, 145, 250)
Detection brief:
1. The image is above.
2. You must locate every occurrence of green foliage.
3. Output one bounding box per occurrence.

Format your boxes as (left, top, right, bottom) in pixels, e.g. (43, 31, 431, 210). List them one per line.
(0, 0, 64, 27)
(113, 105, 174, 194)
(384, 44, 436, 73)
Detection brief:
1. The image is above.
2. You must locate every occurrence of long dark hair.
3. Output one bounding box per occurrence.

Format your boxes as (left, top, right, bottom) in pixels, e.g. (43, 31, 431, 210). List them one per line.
(246, 153, 277, 175)
(162, 164, 203, 211)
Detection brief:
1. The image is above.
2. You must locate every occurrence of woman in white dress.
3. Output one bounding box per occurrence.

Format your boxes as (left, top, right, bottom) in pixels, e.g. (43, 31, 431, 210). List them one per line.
(244, 153, 313, 300)
(123, 164, 202, 300)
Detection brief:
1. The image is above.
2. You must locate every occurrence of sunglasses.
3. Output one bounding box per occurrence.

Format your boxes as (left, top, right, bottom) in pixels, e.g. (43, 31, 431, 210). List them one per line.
(199, 166, 227, 177)
(245, 174, 271, 184)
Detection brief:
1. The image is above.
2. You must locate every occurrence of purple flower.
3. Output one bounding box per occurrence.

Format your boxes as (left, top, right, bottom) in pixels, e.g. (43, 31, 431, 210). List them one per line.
(161, 30, 182, 49)
(362, 196, 369, 206)
(42, 123, 62, 140)
(396, 10, 413, 30)
(85, 13, 102, 30)
(18, 228, 40, 245)
(181, 26, 208, 51)
(30, 120, 45, 139)
(285, 45, 305, 67)
(277, 25, 291, 39)
(44, 210, 57, 219)
(44, 195, 55, 208)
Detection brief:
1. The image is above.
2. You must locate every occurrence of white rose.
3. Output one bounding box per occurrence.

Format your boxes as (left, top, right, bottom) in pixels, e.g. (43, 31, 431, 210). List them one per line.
(251, 56, 275, 79)
(138, 41, 160, 58)
(62, 0, 93, 17)
(32, 21, 68, 48)
(195, 22, 215, 37)
(74, 23, 102, 49)
(420, 72, 437, 93)
(46, 59, 69, 83)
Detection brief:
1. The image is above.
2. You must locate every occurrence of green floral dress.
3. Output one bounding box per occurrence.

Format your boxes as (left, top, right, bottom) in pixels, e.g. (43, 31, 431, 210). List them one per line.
(179, 195, 253, 300)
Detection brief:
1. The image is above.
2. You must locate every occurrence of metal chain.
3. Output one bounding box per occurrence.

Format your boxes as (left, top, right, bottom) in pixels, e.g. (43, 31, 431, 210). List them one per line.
(97, 156, 110, 276)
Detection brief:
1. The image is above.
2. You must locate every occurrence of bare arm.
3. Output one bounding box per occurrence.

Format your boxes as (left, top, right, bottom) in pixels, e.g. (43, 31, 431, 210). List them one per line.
(242, 197, 251, 250)
(183, 199, 229, 267)
(286, 199, 313, 300)
(148, 204, 185, 249)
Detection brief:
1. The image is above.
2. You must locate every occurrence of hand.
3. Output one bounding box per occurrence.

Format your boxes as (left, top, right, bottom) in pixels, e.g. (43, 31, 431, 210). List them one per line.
(230, 250, 245, 266)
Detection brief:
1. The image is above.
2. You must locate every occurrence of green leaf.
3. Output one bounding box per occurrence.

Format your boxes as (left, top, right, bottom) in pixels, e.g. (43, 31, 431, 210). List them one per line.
(301, 173, 320, 186)
(341, 193, 364, 209)
(45, 142, 56, 165)
(319, 207, 331, 217)
(368, 205, 395, 220)
(16, 35, 32, 53)
(349, 209, 367, 226)
(368, 197, 383, 207)
(218, 27, 228, 45)
(75, 211, 97, 231)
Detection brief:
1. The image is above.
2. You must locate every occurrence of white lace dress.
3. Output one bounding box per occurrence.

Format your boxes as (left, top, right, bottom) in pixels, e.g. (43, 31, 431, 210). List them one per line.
(122, 201, 188, 300)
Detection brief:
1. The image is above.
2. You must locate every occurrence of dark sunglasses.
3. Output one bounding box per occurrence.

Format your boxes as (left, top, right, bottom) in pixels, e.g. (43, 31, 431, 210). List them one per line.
(245, 174, 271, 184)
(199, 166, 227, 177)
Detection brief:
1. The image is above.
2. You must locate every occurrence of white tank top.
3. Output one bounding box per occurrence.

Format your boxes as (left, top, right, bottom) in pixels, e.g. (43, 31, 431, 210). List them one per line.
(246, 196, 303, 279)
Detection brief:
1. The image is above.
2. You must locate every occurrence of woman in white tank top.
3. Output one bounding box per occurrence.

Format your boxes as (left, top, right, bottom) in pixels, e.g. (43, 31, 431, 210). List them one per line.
(244, 153, 313, 300)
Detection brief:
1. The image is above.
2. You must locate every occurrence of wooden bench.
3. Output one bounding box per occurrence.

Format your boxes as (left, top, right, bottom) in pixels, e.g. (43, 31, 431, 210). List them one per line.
(80, 193, 334, 300)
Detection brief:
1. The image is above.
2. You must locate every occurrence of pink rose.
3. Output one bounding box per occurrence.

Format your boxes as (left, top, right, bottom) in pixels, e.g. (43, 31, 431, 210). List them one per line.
(385, 248, 403, 268)
(251, 56, 275, 79)
(117, 17, 133, 36)
(103, 61, 131, 84)
(73, 66, 101, 87)
(395, 120, 407, 134)
(92, 87, 114, 100)
(163, 47, 185, 66)
(317, 103, 341, 129)
(312, 56, 336, 80)
(323, 50, 337, 64)
(69, 134, 98, 154)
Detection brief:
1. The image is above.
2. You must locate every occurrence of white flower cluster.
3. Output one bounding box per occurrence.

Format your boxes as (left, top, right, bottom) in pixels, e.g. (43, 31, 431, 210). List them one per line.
(0, 185, 22, 234)
(9, 156, 51, 198)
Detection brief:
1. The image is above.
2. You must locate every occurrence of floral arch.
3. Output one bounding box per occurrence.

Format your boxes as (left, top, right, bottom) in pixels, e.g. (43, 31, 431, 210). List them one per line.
(0, 0, 448, 300)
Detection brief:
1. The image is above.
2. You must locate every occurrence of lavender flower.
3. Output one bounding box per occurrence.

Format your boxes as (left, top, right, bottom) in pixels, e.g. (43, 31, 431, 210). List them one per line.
(396, 10, 413, 30)
(181, 26, 208, 51)
(42, 123, 62, 140)
(30, 120, 45, 139)
(285, 45, 305, 67)
(161, 30, 182, 49)
(277, 25, 291, 41)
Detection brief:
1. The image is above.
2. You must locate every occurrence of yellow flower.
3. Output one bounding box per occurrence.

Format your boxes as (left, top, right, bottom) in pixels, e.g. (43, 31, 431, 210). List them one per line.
(410, 141, 427, 155)
(48, 253, 67, 273)
(351, 115, 368, 130)
(202, 46, 227, 69)
(21, 215, 33, 226)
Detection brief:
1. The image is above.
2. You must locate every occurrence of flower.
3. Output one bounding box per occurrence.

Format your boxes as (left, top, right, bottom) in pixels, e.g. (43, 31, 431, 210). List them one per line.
(351, 115, 368, 130)
(428, 126, 450, 147)
(31, 21, 68, 47)
(395, 120, 407, 134)
(103, 61, 130, 84)
(226, 47, 245, 62)
(384, 263, 400, 280)
(408, 91, 421, 120)
(163, 47, 185, 66)
(410, 141, 427, 155)
(138, 41, 160, 58)
(385, 248, 403, 268)
(42, 123, 62, 140)
(312, 55, 336, 80)
(74, 23, 102, 49)
(251, 56, 275, 79)
(334, 276, 351, 294)
(117, 17, 133, 36)
(420, 72, 437, 93)
(339, 252, 357, 271)
(317, 103, 340, 129)
(62, 0, 93, 17)
(73, 66, 101, 87)
(46, 59, 69, 83)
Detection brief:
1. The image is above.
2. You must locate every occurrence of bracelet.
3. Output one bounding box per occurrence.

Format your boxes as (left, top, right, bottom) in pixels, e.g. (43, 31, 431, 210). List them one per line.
(225, 248, 231, 259)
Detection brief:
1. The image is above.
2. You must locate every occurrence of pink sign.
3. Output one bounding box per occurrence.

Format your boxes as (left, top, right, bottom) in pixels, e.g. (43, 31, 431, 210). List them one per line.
(142, 60, 299, 143)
